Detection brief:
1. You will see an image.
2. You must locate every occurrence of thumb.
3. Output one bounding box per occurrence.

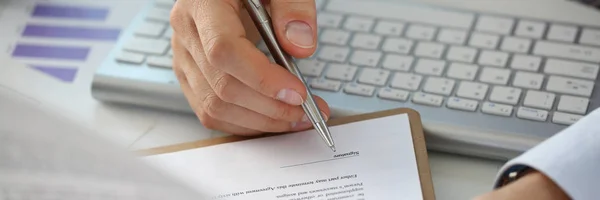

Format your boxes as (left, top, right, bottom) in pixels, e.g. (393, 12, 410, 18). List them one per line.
(269, 0, 317, 58)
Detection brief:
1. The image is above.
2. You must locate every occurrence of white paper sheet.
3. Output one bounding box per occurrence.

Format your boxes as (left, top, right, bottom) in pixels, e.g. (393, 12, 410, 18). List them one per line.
(144, 114, 424, 200)
(0, 83, 206, 200)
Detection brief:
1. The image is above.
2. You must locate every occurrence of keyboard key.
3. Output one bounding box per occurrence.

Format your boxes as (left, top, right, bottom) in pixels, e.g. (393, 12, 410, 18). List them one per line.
(155, 0, 175, 7)
(524, 90, 555, 110)
(500, 37, 531, 53)
(557, 95, 589, 114)
(382, 54, 414, 71)
(447, 97, 479, 112)
(546, 76, 594, 97)
(378, 88, 410, 102)
(547, 24, 578, 42)
(469, 33, 499, 49)
(146, 7, 171, 22)
(481, 102, 513, 117)
(490, 86, 521, 105)
(315, 0, 326, 10)
(343, 16, 375, 32)
(123, 37, 169, 55)
(510, 55, 542, 72)
(344, 83, 375, 97)
(414, 59, 446, 76)
(513, 71, 544, 90)
(358, 68, 390, 86)
(515, 20, 546, 38)
(447, 63, 478, 81)
(517, 107, 548, 122)
(382, 38, 414, 54)
(135, 21, 166, 37)
(320, 29, 351, 45)
(168, 48, 173, 56)
(533, 41, 600, 63)
(479, 67, 511, 85)
(325, 64, 358, 81)
(350, 50, 382, 67)
(297, 59, 326, 77)
(391, 72, 422, 91)
(406, 24, 436, 40)
(414, 42, 445, 58)
(115, 51, 145, 64)
(350, 33, 382, 49)
(552, 112, 583, 125)
(579, 28, 600, 46)
(163, 28, 173, 39)
(475, 15, 514, 35)
(310, 79, 342, 92)
(317, 13, 343, 28)
(318, 46, 350, 62)
(147, 56, 173, 69)
(325, 0, 475, 29)
(544, 58, 599, 80)
(445, 46, 477, 63)
(423, 77, 455, 96)
(456, 81, 488, 100)
(412, 92, 444, 107)
(374, 21, 405, 36)
(478, 50, 509, 67)
(437, 29, 468, 45)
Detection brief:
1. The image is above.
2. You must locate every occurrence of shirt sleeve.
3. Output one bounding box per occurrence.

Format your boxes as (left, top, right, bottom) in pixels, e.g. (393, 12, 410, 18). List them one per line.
(494, 107, 600, 200)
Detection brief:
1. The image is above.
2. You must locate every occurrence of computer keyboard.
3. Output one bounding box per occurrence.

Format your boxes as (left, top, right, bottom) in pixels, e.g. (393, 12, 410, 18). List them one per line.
(92, 0, 600, 160)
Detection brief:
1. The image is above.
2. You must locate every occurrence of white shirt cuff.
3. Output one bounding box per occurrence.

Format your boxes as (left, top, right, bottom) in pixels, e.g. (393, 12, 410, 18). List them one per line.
(495, 108, 600, 200)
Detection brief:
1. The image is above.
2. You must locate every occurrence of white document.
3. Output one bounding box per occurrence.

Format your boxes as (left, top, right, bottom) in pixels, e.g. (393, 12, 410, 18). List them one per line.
(0, 87, 205, 199)
(144, 114, 424, 200)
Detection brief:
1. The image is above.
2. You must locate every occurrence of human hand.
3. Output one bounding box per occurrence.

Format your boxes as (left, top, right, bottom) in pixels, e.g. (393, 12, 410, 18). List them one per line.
(169, 0, 330, 135)
(474, 171, 570, 200)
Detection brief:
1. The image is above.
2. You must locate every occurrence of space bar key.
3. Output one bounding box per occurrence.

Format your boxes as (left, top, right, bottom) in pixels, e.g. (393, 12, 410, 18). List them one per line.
(325, 0, 475, 29)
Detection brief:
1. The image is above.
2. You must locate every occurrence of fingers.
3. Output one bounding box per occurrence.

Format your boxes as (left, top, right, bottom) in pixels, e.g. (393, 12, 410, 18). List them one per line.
(269, 0, 318, 58)
(172, 33, 320, 134)
(191, 0, 311, 105)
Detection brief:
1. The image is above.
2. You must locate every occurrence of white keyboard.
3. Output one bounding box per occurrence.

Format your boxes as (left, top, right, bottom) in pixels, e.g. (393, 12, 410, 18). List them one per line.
(92, 0, 600, 159)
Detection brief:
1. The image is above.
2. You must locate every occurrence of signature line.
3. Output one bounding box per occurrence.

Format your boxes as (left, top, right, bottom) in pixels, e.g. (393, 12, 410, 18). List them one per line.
(280, 155, 359, 169)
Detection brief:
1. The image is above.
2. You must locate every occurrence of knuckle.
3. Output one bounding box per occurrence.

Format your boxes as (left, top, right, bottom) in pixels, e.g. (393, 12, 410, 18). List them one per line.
(204, 35, 232, 67)
(256, 74, 272, 96)
(203, 93, 225, 118)
(271, 104, 293, 120)
(212, 74, 237, 102)
(169, 2, 186, 28)
(198, 112, 217, 130)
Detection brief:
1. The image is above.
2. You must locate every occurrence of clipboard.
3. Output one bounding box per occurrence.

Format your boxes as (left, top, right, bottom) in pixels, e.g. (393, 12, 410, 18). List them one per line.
(138, 108, 435, 200)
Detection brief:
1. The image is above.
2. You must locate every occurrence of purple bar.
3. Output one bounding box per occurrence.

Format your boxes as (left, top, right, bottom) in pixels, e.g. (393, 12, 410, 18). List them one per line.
(23, 24, 121, 40)
(12, 44, 90, 60)
(32, 4, 109, 20)
(30, 66, 78, 82)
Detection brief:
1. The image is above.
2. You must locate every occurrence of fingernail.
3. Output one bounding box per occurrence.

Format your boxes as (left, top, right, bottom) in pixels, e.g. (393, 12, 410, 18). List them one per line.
(285, 21, 314, 48)
(277, 89, 304, 105)
(321, 111, 329, 121)
(291, 121, 312, 131)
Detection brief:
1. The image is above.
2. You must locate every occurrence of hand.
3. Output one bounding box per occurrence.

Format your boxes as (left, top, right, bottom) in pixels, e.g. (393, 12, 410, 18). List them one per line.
(474, 171, 570, 200)
(169, 0, 330, 135)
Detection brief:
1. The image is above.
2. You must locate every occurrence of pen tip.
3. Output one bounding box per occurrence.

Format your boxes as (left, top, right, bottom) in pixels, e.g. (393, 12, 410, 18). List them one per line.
(331, 146, 336, 152)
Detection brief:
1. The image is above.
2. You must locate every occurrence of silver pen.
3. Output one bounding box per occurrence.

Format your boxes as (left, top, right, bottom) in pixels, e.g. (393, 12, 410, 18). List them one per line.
(242, 0, 336, 152)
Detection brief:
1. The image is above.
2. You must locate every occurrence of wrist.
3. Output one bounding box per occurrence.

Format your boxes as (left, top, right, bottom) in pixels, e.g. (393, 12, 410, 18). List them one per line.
(476, 170, 570, 200)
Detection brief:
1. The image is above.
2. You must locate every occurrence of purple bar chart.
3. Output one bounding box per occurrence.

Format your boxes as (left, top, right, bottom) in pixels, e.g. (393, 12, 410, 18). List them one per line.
(22, 24, 121, 40)
(12, 44, 90, 60)
(32, 4, 109, 20)
(12, 2, 121, 83)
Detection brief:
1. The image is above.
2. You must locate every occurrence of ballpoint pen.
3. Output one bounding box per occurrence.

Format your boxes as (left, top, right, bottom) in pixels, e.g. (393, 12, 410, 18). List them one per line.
(242, 0, 336, 152)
